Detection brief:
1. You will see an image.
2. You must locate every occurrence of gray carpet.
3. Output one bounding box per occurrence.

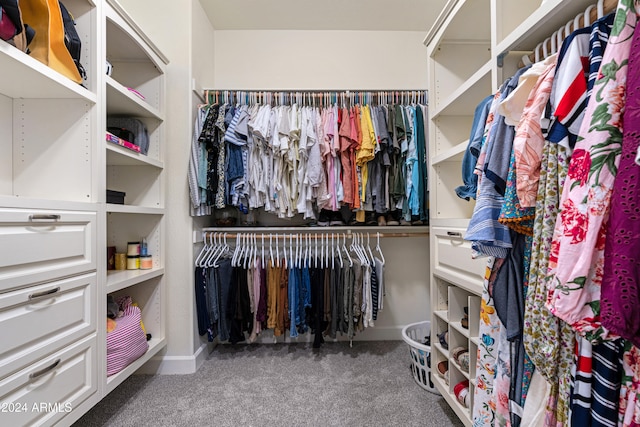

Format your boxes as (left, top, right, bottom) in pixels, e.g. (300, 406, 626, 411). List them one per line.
(75, 341, 463, 427)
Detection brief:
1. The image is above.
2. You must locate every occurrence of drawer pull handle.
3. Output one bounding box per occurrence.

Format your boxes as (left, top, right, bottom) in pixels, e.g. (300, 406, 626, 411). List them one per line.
(29, 359, 61, 379)
(29, 287, 60, 300)
(446, 231, 462, 238)
(29, 214, 61, 221)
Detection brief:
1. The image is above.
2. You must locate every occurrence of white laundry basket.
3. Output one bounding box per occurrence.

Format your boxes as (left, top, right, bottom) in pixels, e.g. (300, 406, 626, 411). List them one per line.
(401, 321, 439, 394)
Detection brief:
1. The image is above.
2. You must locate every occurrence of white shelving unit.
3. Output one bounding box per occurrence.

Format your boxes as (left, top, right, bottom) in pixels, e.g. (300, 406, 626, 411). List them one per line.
(0, 1, 101, 426)
(0, 0, 167, 424)
(425, 0, 599, 424)
(102, 0, 168, 399)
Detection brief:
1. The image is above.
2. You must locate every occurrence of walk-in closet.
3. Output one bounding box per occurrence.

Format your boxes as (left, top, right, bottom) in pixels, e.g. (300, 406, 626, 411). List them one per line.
(1, 0, 639, 426)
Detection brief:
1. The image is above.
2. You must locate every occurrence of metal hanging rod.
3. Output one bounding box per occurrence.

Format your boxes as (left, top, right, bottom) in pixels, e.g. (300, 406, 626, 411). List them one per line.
(201, 230, 429, 240)
(201, 89, 428, 106)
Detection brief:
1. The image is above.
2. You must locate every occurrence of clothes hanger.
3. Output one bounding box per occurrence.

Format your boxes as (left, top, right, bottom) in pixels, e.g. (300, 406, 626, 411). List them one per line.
(244, 233, 251, 269)
(205, 232, 224, 267)
(342, 233, 353, 267)
(315, 233, 319, 269)
(375, 232, 386, 265)
(336, 233, 343, 268)
(282, 234, 288, 270)
(320, 232, 325, 269)
(212, 233, 229, 268)
(261, 233, 265, 268)
(597, 0, 604, 19)
(289, 234, 294, 269)
(359, 233, 370, 264)
(584, 4, 595, 26)
(194, 232, 210, 267)
(231, 234, 241, 267)
(276, 234, 280, 268)
(366, 233, 375, 265)
(351, 233, 363, 263)
(269, 233, 274, 267)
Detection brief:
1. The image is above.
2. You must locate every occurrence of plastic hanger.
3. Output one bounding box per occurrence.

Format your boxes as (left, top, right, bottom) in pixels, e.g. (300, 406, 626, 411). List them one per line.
(375, 232, 386, 265)
(283, 234, 288, 269)
(289, 234, 294, 269)
(194, 232, 211, 267)
(231, 234, 241, 267)
(336, 233, 343, 268)
(534, 42, 542, 63)
(207, 232, 223, 267)
(366, 233, 375, 265)
(584, 4, 595, 26)
(276, 234, 280, 268)
(320, 233, 324, 269)
(261, 233, 265, 268)
(597, 0, 604, 19)
(212, 233, 229, 268)
(195, 232, 210, 267)
(268, 233, 274, 267)
(315, 233, 319, 269)
(342, 233, 353, 267)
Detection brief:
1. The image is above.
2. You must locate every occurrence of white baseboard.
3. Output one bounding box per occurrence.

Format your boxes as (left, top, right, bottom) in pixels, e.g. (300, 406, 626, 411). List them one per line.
(135, 327, 403, 374)
(234, 325, 403, 345)
(136, 342, 213, 375)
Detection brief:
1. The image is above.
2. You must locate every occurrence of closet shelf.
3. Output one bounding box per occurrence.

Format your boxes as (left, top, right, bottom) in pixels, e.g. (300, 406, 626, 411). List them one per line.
(469, 336, 480, 346)
(432, 140, 468, 165)
(495, 0, 596, 55)
(427, 0, 491, 51)
(0, 42, 96, 101)
(434, 310, 449, 322)
(434, 342, 450, 359)
(433, 270, 482, 296)
(105, 337, 166, 395)
(432, 374, 472, 426)
(106, 76, 164, 120)
(106, 204, 164, 215)
(106, 0, 168, 66)
(450, 321, 470, 338)
(432, 60, 492, 118)
(106, 268, 165, 294)
(451, 361, 471, 380)
(106, 144, 164, 168)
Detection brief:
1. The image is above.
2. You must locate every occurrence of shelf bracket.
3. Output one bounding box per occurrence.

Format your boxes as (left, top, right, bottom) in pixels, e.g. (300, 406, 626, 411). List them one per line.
(496, 52, 507, 68)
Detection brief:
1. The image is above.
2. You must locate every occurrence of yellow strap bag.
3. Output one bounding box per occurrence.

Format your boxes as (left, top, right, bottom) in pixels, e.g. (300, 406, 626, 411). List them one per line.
(19, 0, 82, 83)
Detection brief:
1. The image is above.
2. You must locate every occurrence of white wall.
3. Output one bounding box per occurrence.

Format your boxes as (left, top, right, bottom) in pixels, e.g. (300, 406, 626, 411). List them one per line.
(214, 30, 428, 89)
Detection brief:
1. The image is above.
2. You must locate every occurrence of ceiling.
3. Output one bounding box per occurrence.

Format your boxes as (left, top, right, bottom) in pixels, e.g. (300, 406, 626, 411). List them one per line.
(200, 0, 449, 31)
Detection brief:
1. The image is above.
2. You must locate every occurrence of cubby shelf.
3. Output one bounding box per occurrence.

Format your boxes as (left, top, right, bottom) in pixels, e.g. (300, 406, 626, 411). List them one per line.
(105, 337, 166, 395)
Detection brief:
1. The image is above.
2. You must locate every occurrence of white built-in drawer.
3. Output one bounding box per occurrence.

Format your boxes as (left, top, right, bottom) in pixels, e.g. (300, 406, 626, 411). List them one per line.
(0, 334, 96, 427)
(0, 209, 96, 293)
(0, 273, 96, 379)
(432, 226, 486, 295)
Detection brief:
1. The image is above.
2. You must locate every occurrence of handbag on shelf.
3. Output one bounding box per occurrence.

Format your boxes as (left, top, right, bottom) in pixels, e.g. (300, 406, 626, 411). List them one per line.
(19, 0, 82, 83)
(106, 296, 149, 376)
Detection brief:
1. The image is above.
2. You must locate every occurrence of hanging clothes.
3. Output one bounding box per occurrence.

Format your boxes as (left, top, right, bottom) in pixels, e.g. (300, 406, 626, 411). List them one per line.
(189, 96, 429, 225)
(194, 234, 386, 348)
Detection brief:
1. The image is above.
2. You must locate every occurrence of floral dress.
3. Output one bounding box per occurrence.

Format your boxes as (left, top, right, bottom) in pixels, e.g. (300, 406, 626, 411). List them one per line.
(546, 0, 638, 344)
(524, 139, 575, 427)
